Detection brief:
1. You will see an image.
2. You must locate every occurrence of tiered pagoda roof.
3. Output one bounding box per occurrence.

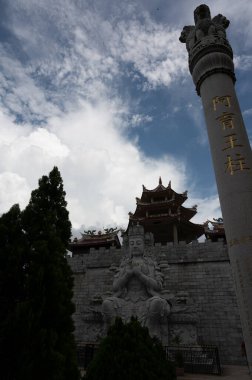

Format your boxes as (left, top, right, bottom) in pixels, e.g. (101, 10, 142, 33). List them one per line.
(128, 178, 204, 244)
(69, 228, 121, 255)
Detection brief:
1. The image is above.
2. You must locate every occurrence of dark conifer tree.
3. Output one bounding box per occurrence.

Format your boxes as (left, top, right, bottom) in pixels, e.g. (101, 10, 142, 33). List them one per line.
(0, 204, 31, 379)
(84, 318, 176, 380)
(0, 167, 79, 380)
(21, 167, 79, 380)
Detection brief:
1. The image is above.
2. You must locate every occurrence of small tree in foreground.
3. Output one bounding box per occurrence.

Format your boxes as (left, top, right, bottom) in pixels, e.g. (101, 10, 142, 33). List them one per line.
(84, 318, 176, 380)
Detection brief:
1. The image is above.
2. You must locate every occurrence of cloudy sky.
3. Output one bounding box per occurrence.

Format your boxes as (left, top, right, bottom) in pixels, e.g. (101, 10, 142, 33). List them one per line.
(0, 0, 251, 235)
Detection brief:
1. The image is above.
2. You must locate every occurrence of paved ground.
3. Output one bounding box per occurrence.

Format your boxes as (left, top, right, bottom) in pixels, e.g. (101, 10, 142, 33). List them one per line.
(177, 365, 251, 380)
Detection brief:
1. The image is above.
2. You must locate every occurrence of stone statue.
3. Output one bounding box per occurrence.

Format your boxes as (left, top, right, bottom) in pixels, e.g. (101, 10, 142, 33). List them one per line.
(179, 4, 230, 56)
(102, 225, 171, 342)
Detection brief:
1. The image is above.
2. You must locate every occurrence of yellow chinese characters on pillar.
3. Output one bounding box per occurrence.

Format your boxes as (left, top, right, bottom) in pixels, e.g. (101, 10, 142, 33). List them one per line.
(225, 154, 250, 175)
(222, 133, 243, 151)
(212, 95, 251, 175)
(212, 95, 231, 111)
(216, 112, 235, 130)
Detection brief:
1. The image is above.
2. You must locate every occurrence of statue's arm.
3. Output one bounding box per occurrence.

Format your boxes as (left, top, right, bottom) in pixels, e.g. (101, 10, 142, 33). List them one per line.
(133, 268, 161, 291)
(112, 269, 132, 293)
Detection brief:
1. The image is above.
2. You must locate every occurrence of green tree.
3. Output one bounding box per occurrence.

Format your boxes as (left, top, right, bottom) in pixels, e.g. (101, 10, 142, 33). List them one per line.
(84, 318, 176, 380)
(0, 204, 31, 379)
(0, 167, 80, 380)
(22, 167, 79, 380)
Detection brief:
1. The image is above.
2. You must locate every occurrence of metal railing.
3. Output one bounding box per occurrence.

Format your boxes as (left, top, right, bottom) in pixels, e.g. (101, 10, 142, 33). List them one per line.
(165, 345, 222, 375)
(76, 343, 221, 375)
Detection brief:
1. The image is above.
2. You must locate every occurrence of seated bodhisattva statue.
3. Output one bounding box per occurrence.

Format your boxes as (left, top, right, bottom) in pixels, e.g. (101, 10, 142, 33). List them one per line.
(102, 225, 171, 341)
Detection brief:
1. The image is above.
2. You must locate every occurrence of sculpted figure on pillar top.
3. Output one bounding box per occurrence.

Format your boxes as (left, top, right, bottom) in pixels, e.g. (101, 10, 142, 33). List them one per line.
(102, 224, 171, 342)
(179, 4, 231, 57)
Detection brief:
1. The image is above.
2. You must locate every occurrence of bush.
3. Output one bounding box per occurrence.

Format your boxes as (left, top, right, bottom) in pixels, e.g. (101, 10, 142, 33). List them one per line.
(84, 318, 175, 380)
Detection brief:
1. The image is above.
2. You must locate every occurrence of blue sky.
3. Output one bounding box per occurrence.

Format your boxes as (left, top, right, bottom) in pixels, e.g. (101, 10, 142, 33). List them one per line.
(0, 0, 251, 234)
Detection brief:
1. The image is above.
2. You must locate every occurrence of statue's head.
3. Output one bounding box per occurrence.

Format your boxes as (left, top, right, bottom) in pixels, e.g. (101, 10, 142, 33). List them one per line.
(194, 4, 211, 24)
(179, 26, 189, 43)
(128, 224, 145, 257)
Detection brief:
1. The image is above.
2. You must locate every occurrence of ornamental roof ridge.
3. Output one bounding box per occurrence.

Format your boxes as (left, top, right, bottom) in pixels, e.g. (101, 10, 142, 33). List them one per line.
(80, 227, 119, 240)
(141, 178, 188, 198)
(142, 177, 170, 193)
(190, 204, 198, 210)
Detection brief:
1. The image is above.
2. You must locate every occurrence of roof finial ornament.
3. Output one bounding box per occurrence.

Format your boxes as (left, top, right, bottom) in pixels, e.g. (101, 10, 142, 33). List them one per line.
(159, 176, 162, 185)
(168, 180, 171, 188)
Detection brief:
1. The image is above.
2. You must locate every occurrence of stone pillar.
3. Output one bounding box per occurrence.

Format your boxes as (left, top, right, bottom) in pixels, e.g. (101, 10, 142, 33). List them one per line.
(180, 4, 252, 374)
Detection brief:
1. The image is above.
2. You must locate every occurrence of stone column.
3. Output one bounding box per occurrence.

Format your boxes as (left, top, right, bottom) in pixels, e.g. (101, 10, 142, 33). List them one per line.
(180, 4, 252, 374)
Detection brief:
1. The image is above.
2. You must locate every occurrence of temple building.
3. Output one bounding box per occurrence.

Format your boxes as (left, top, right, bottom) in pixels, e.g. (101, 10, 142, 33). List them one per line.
(70, 228, 121, 255)
(204, 218, 226, 243)
(68, 179, 245, 368)
(128, 177, 204, 244)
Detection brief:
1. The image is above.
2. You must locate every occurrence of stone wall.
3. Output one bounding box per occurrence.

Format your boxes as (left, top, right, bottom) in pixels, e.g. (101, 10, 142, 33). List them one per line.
(68, 240, 245, 365)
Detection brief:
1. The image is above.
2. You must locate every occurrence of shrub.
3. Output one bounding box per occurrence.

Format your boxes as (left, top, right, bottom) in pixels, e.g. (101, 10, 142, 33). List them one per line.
(84, 317, 175, 380)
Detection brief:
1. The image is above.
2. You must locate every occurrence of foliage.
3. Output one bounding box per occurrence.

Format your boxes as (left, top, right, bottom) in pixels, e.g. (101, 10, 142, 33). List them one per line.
(0, 204, 31, 379)
(84, 318, 176, 380)
(0, 167, 79, 380)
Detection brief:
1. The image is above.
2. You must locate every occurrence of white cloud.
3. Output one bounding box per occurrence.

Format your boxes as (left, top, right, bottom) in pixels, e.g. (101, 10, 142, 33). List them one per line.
(0, 1, 226, 234)
(0, 46, 60, 123)
(234, 55, 252, 71)
(3, 0, 251, 129)
(187, 195, 221, 225)
(0, 102, 179, 225)
(0, 100, 220, 232)
(131, 113, 153, 127)
(0, 111, 69, 184)
(0, 1, 189, 125)
(48, 101, 188, 229)
(0, 172, 30, 213)
(109, 19, 187, 88)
